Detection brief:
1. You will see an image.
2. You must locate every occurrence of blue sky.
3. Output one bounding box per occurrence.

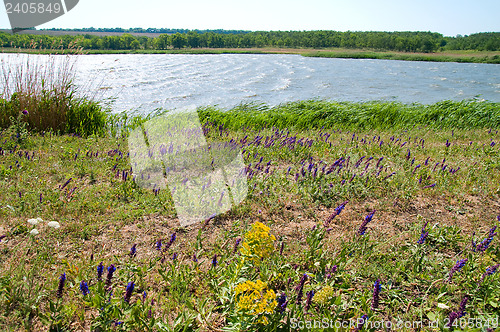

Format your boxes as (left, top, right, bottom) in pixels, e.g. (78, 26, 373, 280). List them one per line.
(1, 0, 499, 36)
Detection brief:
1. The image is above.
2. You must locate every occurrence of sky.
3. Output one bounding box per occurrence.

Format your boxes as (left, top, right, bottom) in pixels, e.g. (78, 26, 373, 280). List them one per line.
(1, 0, 499, 36)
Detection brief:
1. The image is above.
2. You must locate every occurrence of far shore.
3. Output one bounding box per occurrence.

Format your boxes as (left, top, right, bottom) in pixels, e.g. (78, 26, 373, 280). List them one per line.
(1, 46, 499, 64)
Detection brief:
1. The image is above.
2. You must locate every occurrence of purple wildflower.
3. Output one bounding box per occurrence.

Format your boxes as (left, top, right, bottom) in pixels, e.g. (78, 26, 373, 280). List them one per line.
(412, 164, 421, 174)
(143, 291, 147, 302)
(304, 290, 314, 312)
(277, 293, 288, 313)
(383, 172, 396, 180)
(172, 252, 178, 260)
(80, 280, 89, 296)
(447, 295, 468, 327)
(97, 262, 104, 281)
(192, 253, 198, 262)
(22, 110, 28, 115)
(217, 191, 224, 206)
(358, 210, 376, 236)
(57, 273, 66, 298)
(155, 239, 162, 251)
(458, 295, 468, 316)
(106, 264, 116, 288)
(295, 274, 308, 305)
(349, 173, 356, 183)
(148, 299, 154, 318)
(124, 282, 135, 303)
(423, 183, 436, 189)
(129, 244, 137, 258)
(212, 254, 218, 268)
(354, 315, 368, 332)
(60, 178, 72, 190)
(447, 311, 460, 328)
(417, 221, 429, 244)
(279, 241, 285, 255)
(324, 201, 348, 227)
(479, 264, 499, 284)
(448, 259, 468, 283)
(371, 279, 381, 310)
(233, 238, 242, 254)
(164, 232, 177, 251)
(476, 226, 497, 253)
(325, 265, 337, 279)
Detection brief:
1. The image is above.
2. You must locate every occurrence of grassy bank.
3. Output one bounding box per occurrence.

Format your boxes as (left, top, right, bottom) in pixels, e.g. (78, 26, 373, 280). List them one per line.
(302, 49, 500, 64)
(0, 100, 499, 331)
(2, 46, 500, 64)
(199, 100, 500, 130)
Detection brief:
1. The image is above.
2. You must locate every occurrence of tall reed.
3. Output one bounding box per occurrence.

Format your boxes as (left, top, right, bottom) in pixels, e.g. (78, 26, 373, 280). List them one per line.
(0, 42, 107, 136)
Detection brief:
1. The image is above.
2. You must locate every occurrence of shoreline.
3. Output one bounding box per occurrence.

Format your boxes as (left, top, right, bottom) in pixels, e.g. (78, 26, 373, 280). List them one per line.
(1, 46, 499, 64)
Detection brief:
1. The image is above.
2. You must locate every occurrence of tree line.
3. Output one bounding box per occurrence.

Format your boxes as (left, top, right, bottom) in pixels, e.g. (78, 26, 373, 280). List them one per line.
(0, 30, 498, 52)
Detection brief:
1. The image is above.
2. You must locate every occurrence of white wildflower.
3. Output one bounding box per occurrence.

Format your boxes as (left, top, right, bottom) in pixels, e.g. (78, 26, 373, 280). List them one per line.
(47, 221, 60, 229)
(30, 229, 39, 235)
(28, 218, 38, 225)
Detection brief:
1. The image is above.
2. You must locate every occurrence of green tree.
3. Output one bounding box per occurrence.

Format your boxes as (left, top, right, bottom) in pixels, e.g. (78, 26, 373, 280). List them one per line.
(120, 33, 135, 49)
(130, 40, 140, 50)
(155, 34, 170, 49)
(187, 31, 200, 48)
(170, 33, 187, 49)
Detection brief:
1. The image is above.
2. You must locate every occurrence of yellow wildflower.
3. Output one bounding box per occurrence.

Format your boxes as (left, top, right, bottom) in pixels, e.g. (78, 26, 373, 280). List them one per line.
(241, 222, 276, 262)
(235, 279, 277, 319)
(314, 285, 334, 305)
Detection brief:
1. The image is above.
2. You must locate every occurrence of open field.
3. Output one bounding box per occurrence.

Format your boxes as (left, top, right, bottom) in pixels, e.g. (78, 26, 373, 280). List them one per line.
(0, 100, 499, 331)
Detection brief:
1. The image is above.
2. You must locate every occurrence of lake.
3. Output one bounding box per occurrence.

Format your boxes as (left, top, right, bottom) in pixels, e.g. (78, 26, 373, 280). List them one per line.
(4, 53, 500, 113)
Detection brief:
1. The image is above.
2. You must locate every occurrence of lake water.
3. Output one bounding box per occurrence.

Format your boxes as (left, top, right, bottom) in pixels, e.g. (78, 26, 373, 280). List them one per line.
(3, 53, 500, 113)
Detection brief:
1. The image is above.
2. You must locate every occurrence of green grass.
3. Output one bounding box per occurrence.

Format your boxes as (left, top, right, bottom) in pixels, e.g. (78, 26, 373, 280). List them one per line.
(0, 100, 499, 331)
(198, 100, 500, 130)
(303, 51, 500, 64)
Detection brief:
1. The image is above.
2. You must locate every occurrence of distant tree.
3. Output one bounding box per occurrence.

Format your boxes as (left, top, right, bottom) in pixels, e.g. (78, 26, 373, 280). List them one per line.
(186, 31, 200, 48)
(120, 33, 135, 49)
(170, 33, 187, 49)
(130, 40, 140, 50)
(155, 34, 170, 49)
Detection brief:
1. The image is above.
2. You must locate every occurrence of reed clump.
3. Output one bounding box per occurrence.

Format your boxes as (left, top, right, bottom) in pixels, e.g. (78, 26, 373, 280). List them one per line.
(198, 99, 500, 131)
(0, 41, 107, 137)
